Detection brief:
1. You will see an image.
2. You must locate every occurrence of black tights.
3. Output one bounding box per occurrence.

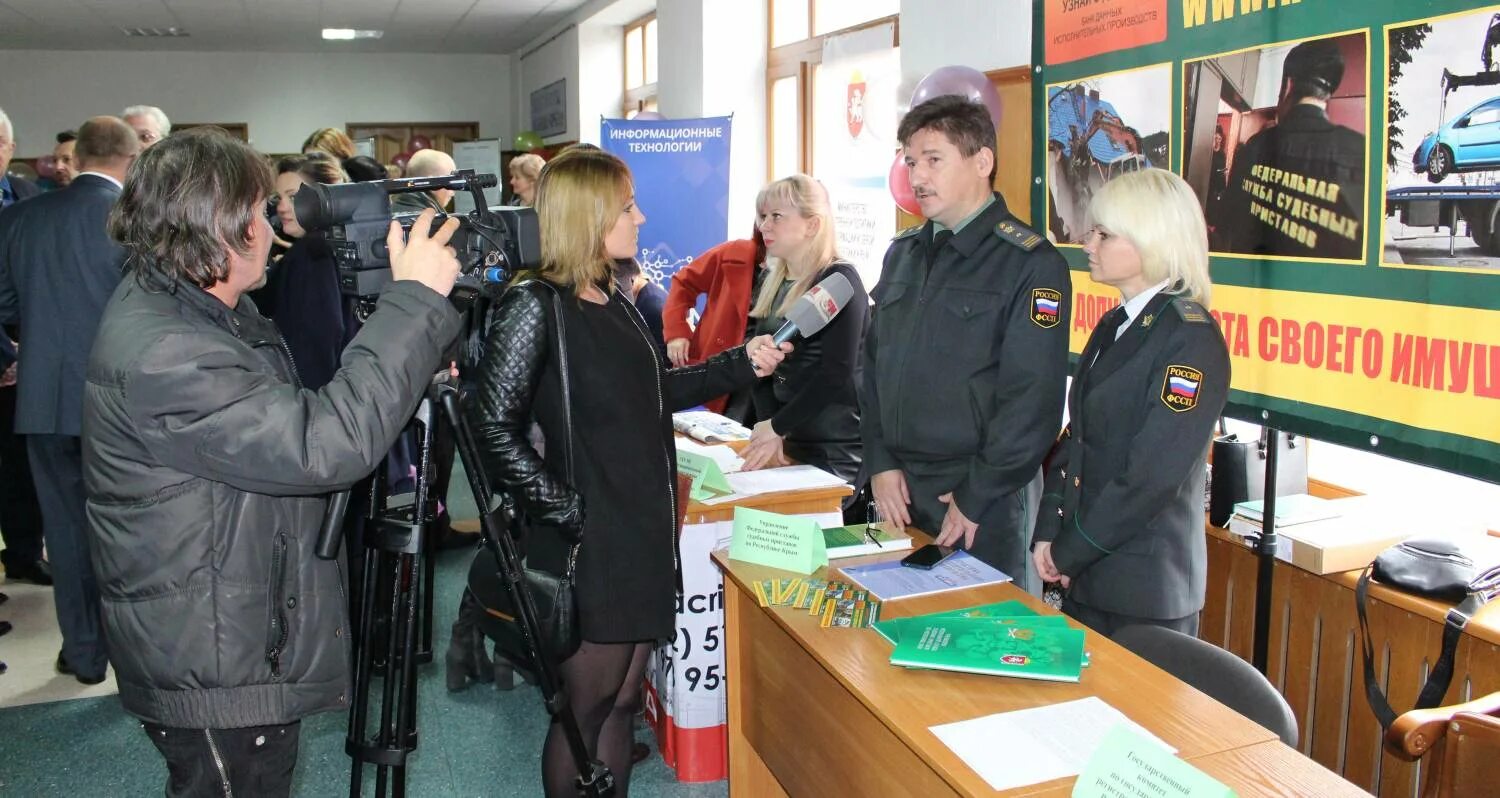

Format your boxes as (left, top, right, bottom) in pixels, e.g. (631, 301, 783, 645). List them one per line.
(542, 640, 651, 797)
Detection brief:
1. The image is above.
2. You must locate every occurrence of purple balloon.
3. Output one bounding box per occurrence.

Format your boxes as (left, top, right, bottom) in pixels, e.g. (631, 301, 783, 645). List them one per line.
(632, 110, 666, 121)
(910, 65, 1003, 129)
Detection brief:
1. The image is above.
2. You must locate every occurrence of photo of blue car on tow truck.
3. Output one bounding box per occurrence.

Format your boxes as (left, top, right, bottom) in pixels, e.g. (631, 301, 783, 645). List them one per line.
(1384, 6, 1500, 271)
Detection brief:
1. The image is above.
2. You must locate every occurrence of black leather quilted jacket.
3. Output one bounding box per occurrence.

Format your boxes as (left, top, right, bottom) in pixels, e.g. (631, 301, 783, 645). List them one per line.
(468, 279, 757, 537)
(467, 280, 587, 533)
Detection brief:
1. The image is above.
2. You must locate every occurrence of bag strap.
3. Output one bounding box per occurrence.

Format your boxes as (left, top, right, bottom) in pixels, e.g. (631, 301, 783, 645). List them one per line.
(518, 278, 581, 575)
(1358, 565, 1490, 728)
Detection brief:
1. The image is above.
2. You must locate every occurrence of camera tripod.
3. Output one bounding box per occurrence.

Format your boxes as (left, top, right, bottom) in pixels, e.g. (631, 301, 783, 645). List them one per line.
(319, 378, 612, 797)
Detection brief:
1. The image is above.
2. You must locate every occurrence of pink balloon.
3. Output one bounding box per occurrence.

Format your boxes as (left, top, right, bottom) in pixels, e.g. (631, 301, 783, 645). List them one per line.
(911, 65, 1003, 129)
(888, 153, 921, 217)
(34, 155, 56, 179)
(407, 135, 432, 152)
(632, 111, 665, 121)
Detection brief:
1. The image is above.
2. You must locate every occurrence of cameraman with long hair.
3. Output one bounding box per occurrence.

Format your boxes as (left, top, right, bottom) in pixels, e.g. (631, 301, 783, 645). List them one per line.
(85, 127, 461, 796)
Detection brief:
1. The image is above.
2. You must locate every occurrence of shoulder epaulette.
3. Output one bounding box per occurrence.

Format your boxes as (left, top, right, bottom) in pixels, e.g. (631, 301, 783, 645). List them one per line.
(892, 225, 922, 241)
(993, 218, 1043, 251)
(1171, 298, 1212, 325)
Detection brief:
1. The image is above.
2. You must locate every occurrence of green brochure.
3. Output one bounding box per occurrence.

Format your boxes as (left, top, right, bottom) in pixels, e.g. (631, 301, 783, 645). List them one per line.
(873, 600, 1042, 645)
(890, 616, 1086, 682)
(1073, 724, 1236, 798)
(677, 450, 733, 501)
(727, 507, 828, 575)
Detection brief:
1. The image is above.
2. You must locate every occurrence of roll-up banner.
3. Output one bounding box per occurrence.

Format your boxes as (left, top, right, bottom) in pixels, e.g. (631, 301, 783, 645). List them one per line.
(601, 116, 733, 291)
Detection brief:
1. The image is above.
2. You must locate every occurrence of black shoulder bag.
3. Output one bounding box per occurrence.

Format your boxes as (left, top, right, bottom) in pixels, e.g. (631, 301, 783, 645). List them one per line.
(467, 280, 583, 665)
(1358, 537, 1500, 728)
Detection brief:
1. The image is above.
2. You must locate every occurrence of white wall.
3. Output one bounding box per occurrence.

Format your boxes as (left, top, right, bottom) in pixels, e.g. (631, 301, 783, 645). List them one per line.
(655, 0, 766, 236)
(656, 0, 705, 121)
(0, 49, 513, 157)
(577, 20, 626, 145)
(899, 0, 1030, 98)
(518, 28, 581, 145)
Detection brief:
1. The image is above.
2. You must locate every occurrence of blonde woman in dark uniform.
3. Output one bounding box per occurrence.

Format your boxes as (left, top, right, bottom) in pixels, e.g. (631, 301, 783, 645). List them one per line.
(1032, 169, 1230, 637)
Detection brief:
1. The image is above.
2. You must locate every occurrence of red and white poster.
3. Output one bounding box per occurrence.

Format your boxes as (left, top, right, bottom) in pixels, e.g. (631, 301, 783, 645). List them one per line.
(1045, 0, 1168, 66)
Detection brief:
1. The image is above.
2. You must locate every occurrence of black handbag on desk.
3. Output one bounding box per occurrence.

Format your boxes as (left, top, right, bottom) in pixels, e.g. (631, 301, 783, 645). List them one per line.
(1357, 537, 1500, 728)
(1208, 426, 1309, 527)
(467, 280, 583, 666)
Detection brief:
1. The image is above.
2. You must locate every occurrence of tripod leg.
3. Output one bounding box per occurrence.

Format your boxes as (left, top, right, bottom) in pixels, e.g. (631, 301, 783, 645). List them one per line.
(393, 553, 423, 798)
(433, 385, 615, 797)
(348, 538, 384, 798)
(419, 547, 435, 663)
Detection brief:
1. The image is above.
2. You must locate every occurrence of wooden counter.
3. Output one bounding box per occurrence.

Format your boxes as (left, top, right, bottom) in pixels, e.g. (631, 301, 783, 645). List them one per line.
(1203, 524, 1500, 797)
(715, 534, 1361, 796)
(683, 483, 853, 526)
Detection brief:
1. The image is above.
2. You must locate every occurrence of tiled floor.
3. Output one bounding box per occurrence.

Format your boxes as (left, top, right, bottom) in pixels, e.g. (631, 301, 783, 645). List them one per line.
(0, 462, 728, 797)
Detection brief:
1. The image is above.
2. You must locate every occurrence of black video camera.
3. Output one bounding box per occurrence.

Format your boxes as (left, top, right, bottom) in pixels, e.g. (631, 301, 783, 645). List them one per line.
(292, 170, 539, 304)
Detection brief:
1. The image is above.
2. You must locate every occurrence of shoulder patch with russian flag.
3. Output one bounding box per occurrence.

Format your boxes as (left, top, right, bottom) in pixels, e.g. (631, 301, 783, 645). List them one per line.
(1031, 288, 1062, 328)
(1160, 365, 1203, 412)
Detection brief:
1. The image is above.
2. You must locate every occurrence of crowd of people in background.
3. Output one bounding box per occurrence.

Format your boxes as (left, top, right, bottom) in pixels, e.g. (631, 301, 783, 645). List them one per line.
(0, 94, 1230, 796)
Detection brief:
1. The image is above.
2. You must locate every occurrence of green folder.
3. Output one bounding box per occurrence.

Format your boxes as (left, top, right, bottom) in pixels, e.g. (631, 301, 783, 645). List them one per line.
(889, 616, 1087, 682)
(872, 599, 1041, 645)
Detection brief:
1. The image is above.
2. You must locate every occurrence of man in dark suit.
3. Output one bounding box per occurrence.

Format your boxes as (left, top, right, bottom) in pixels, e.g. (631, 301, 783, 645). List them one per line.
(0, 115, 139, 683)
(0, 106, 50, 588)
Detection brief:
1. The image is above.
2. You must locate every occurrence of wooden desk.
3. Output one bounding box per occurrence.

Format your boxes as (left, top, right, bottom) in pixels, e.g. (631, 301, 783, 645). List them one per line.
(683, 483, 852, 526)
(718, 540, 1298, 796)
(1203, 525, 1500, 797)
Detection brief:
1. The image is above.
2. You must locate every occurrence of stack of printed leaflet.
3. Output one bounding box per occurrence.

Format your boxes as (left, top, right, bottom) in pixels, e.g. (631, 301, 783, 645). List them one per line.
(822, 523, 914, 559)
(878, 600, 1088, 682)
(672, 410, 751, 443)
(752, 577, 882, 629)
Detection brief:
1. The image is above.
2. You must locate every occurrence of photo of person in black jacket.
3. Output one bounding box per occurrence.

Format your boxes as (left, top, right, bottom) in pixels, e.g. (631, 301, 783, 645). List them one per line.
(742, 174, 867, 488)
(1032, 168, 1230, 638)
(465, 147, 788, 797)
(83, 128, 463, 797)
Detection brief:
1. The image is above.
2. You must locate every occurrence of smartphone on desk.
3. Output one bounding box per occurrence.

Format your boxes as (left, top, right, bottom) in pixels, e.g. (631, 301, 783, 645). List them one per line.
(901, 544, 956, 570)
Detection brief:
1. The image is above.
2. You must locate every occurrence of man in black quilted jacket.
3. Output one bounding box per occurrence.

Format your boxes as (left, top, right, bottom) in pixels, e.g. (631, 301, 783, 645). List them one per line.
(82, 128, 462, 797)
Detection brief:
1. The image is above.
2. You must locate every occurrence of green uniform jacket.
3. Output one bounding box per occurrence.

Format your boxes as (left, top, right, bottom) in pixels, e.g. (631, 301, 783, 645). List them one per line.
(862, 194, 1072, 523)
(1034, 293, 1230, 620)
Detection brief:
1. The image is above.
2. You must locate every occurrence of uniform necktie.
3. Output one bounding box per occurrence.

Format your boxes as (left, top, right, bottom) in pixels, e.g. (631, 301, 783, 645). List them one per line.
(1096, 306, 1127, 355)
(926, 229, 953, 270)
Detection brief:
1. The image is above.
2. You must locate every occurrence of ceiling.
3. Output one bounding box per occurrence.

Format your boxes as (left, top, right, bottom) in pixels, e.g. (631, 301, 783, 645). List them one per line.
(0, 0, 600, 54)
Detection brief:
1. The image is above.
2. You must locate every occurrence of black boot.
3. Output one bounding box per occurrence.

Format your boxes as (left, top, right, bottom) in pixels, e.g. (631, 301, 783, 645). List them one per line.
(445, 591, 494, 692)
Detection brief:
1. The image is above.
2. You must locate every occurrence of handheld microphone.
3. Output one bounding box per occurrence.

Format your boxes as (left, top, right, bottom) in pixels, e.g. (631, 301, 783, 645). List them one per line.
(771, 272, 855, 345)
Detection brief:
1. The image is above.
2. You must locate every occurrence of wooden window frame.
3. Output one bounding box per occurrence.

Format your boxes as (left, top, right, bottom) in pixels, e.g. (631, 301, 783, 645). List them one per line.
(623, 12, 659, 118)
(765, 6, 898, 178)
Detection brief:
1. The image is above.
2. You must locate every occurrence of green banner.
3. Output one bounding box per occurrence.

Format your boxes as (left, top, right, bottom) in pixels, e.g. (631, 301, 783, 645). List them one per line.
(1033, 0, 1500, 483)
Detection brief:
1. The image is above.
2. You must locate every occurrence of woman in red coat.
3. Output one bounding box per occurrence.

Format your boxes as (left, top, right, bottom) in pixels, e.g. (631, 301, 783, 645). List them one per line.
(662, 226, 765, 412)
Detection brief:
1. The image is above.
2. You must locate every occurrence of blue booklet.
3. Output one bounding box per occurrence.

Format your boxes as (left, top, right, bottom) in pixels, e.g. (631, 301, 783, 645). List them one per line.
(839, 551, 1012, 601)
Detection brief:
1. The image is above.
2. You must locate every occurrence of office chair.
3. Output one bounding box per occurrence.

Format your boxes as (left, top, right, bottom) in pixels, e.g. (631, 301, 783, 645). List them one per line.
(1113, 624, 1299, 746)
(1385, 691, 1500, 798)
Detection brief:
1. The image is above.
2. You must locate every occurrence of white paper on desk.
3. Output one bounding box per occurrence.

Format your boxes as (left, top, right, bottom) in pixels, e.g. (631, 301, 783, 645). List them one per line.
(723, 464, 847, 497)
(673, 438, 744, 473)
(929, 696, 1174, 792)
